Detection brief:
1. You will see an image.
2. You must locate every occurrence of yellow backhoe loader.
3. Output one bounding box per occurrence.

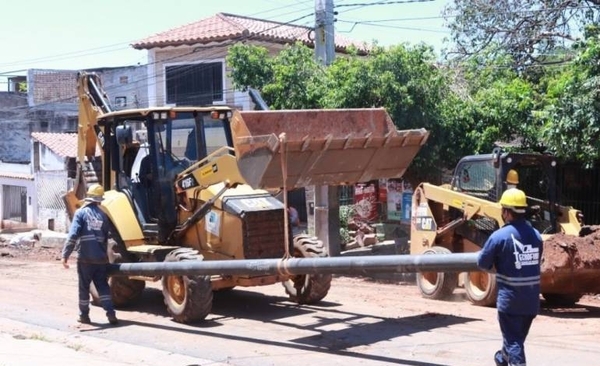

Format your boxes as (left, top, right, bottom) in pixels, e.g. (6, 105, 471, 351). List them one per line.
(410, 147, 600, 307)
(65, 72, 429, 323)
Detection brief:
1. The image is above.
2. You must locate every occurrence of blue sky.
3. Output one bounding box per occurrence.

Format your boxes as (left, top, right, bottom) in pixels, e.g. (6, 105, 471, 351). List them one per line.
(0, 0, 450, 87)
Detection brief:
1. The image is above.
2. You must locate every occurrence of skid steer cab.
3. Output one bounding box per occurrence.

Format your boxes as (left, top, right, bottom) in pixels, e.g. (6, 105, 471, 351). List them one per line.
(410, 148, 583, 307)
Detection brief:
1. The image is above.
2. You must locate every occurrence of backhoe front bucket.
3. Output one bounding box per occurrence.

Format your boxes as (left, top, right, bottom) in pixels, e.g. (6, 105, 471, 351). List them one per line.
(231, 108, 429, 190)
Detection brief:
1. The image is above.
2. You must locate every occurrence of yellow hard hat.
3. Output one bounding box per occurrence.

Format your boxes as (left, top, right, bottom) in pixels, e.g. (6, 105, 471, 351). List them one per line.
(85, 184, 104, 203)
(499, 188, 527, 213)
(506, 169, 519, 184)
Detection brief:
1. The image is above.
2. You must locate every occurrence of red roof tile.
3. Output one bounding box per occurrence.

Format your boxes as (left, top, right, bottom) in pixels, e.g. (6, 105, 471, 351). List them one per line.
(0, 171, 33, 180)
(31, 132, 100, 158)
(132, 13, 367, 53)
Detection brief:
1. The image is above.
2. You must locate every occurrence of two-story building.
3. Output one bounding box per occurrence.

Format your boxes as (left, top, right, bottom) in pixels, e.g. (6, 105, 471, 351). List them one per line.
(131, 12, 365, 109)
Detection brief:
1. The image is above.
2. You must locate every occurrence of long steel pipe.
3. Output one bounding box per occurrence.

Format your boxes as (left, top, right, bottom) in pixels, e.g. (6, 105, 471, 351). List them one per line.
(109, 253, 480, 277)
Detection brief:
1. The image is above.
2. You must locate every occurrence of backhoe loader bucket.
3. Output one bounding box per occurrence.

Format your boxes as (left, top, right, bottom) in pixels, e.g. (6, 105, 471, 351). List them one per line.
(231, 108, 429, 190)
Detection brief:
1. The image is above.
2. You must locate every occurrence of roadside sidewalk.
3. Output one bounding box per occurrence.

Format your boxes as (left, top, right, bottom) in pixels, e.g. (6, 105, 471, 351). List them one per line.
(0, 318, 226, 366)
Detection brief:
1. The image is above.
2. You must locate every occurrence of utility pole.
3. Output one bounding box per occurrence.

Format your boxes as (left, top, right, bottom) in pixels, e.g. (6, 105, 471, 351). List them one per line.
(308, 0, 341, 256)
(314, 0, 335, 65)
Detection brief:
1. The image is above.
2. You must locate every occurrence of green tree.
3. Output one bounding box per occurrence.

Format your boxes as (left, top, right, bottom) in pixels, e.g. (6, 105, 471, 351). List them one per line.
(540, 27, 600, 166)
(227, 42, 325, 109)
(227, 42, 472, 183)
(450, 52, 543, 154)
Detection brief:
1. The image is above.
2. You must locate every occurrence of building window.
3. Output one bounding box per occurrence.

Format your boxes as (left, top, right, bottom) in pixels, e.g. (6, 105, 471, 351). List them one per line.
(119, 76, 129, 84)
(115, 96, 127, 108)
(165, 62, 224, 106)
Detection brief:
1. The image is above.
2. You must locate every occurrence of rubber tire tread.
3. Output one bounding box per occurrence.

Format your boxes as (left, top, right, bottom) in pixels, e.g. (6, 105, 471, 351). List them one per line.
(162, 248, 213, 323)
(90, 239, 145, 308)
(416, 246, 458, 300)
(463, 272, 497, 307)
(282, 234, 332, 304)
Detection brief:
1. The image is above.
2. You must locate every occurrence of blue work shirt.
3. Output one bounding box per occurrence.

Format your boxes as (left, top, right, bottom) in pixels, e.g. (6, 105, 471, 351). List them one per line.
(477, 218, 543, 315)
(62, 203, 114, 264)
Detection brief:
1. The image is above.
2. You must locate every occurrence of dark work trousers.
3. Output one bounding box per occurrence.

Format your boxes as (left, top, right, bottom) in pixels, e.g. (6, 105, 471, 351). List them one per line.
(77, 262, 115, 317)
(498, 311, 536, 366)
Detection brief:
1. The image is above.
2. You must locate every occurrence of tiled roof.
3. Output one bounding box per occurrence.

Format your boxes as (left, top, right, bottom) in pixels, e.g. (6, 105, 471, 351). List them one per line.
(132, 13, 367, 53)
(0, 171, 33, 180)
(31, 132, 100, 158)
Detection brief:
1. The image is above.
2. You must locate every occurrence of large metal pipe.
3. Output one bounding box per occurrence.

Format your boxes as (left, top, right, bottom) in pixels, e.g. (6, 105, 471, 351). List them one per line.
(109, 253, 480, 277)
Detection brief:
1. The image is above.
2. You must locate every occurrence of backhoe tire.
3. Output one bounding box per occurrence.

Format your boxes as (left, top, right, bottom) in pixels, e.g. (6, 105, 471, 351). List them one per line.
(463, 271, 497, 307)
(542, 293, 582, 307)
(162, 248, 213, 323)
(90, 239, 145, 308)
(283, 234, 332, 304)
(416, 246, 458, 300)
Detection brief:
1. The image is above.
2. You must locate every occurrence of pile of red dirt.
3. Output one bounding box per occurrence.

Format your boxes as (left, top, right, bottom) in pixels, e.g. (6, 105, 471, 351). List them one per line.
(541, 226, 600, 294)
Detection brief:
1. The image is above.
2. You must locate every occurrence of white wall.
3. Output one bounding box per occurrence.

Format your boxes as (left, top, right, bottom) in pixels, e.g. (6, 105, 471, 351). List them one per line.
(0, 175, 37, 228)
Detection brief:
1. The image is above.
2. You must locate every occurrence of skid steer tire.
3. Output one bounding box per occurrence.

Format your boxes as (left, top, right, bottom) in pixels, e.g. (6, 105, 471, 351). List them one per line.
(283, 234, 332, 304)
(162, 248, 213, 323)
(542, 293, 582, 307)
(416, 246, 458, 300)
(463, 271, 497, 307)
(90, 239, 145, 308)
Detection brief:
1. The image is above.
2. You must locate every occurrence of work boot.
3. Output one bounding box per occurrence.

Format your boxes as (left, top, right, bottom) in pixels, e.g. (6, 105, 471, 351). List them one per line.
(78, 314, 91, 324)
(107, 314, 119, 325)
(494, 350, 508, 366)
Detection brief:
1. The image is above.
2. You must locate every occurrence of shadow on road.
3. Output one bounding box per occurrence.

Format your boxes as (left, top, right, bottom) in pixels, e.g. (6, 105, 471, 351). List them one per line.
(541, 301, 600, 319)
(91, 286, 480, 366)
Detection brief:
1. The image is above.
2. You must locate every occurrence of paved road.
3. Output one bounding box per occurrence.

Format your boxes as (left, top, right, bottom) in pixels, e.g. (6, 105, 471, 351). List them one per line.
(1, 258, 599, 366)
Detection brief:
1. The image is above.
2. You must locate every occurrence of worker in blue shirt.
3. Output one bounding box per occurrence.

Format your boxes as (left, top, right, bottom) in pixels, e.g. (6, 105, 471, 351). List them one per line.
(61, 184, 118, 325)
(478, 188, 543, 366)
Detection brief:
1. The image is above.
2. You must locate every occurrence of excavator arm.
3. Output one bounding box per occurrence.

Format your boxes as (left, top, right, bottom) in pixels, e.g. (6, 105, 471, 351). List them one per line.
(64, 72, 113, 219)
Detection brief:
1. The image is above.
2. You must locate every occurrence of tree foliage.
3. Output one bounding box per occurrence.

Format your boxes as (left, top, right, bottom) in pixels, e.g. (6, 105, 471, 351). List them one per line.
(227, 42, 471, 183)
(457, 52, 540, 152)
(226, 27, 600, 181)
(444, 0, 600, 68)
(540, 27, 600, 166)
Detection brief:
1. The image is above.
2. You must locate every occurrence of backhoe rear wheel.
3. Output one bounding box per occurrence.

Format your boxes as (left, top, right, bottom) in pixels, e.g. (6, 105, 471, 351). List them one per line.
(283, 234, 332, 304)
(162, 248, 213, 323)
(416, 246, 458, 300)
(90, 239, 145, 307)
(463, 271, 497, 306)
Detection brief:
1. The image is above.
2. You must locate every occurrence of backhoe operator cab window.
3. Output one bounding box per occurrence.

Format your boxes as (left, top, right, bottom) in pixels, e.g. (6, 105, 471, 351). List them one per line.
(451, 160, 496, 200)
(151, 111, 230, 164)
(129, 111, 231, 185)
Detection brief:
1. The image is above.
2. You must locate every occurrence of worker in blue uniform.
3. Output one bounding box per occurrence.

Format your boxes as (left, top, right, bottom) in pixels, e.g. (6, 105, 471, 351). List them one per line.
(61, 184, 118, 325)
(477, 188, 543, 366)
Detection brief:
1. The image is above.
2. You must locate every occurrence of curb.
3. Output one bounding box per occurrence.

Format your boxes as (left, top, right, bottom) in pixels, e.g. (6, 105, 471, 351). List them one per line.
(0, 318, 227, 366)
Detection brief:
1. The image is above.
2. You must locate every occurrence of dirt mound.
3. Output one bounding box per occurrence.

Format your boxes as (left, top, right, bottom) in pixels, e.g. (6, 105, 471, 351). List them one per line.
(0, 233, 62, 262)
(541, 226, 600, 294)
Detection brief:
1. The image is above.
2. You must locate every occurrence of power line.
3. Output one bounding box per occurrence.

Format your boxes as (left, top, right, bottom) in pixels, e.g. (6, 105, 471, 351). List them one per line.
(0, 43, 132, 70)
(0, 2, 315, 74)
(337, 19, 450, 34)
(6, 11, 317, 110)
(335, 0, 434, 8)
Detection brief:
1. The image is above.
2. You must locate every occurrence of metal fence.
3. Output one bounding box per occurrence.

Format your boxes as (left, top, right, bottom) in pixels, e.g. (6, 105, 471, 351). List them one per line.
(36, 171, 70, 232)
(559, 164, 600, 225)
(339, 185, 354, 207)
